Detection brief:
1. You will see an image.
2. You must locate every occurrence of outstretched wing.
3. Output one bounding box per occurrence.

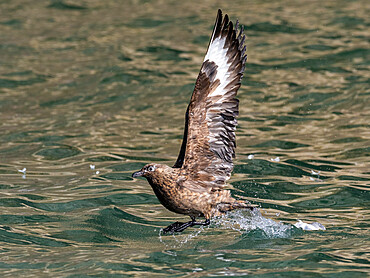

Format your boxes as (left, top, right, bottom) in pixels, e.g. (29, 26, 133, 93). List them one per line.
(173, 9, 247, 188)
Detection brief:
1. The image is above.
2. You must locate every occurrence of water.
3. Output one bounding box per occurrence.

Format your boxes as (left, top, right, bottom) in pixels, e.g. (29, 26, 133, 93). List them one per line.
(0, 0, 369, 276)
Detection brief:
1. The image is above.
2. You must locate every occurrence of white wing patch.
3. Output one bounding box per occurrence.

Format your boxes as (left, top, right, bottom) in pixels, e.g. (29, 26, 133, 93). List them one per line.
(203, 37, 231, 98)
(203, 35, 236, 159)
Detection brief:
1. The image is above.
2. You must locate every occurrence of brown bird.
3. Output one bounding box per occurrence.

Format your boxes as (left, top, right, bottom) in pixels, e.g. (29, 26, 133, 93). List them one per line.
(132, 9, 254, 234)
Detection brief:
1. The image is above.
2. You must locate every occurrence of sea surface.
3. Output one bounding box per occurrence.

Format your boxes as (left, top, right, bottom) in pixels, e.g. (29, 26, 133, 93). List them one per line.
(0, 0, 369, 277)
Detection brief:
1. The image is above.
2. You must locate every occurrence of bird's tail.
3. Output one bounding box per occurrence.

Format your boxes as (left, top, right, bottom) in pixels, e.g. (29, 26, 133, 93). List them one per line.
(216, 200, 255, 213)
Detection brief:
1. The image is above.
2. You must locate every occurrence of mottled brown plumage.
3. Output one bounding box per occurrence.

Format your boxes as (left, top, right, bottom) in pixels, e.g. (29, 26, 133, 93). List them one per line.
(132, 9, 254, 234)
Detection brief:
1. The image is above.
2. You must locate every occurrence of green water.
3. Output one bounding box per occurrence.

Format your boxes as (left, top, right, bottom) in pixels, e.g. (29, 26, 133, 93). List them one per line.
(0, 0, 369, 276)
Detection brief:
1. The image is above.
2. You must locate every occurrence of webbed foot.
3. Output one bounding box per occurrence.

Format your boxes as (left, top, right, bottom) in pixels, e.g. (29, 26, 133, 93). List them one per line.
(162, 221, 192, 234)
(162, 218, 210, 234)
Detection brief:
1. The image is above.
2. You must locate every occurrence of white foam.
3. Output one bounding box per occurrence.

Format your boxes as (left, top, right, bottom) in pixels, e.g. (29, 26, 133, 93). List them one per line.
(18, 167, 26, 174)
(214, 209, 294, 238)
(311, 170, 320, 175)
(294, 220, 326, 231)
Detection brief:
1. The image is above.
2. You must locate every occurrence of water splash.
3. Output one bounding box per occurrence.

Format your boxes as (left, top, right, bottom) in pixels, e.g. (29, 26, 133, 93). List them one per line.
(270, 157, 280, 162)
(213, 209, 295, 239)
(158, 226, 205, 248)
(294, 219, 326, 231)
(159, 209, 296, 248)
(158, 209, 326, 247)
(18, 167, 27, 179)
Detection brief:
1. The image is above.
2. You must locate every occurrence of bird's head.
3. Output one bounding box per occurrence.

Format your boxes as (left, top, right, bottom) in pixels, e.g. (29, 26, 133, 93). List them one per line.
(132, 163, 162, 179)
(132, 163, 178, 185)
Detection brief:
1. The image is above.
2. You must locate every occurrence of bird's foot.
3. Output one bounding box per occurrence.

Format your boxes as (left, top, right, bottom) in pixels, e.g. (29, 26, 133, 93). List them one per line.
(162, 221, 192, 234)
(162, 219, 210, 234)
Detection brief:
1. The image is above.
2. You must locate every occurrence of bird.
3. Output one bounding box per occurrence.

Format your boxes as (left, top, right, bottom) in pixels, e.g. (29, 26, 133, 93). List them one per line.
(132, 9, 254, 234)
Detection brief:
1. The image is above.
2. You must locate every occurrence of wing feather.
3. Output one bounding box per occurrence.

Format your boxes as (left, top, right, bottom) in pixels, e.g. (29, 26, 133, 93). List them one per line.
(174, 9, 247, 188)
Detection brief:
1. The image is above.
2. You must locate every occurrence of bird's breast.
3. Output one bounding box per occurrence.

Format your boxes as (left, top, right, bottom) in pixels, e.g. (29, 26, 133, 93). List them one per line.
(147, 177, 204, 217)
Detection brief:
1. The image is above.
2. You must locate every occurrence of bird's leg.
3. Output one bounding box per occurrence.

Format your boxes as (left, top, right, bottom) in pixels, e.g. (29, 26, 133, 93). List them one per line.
(162, 218, 210, 234)
(162, 221, 193, 234)
(190, 217, 210, 227)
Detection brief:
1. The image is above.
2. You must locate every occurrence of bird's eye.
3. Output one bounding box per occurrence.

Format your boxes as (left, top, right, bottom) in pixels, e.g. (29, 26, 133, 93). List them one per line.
(147, 166, 155, 172)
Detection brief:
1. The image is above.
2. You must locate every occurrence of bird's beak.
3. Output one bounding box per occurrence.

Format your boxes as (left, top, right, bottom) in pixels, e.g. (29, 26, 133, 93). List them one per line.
(132, 170, 143, 178)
